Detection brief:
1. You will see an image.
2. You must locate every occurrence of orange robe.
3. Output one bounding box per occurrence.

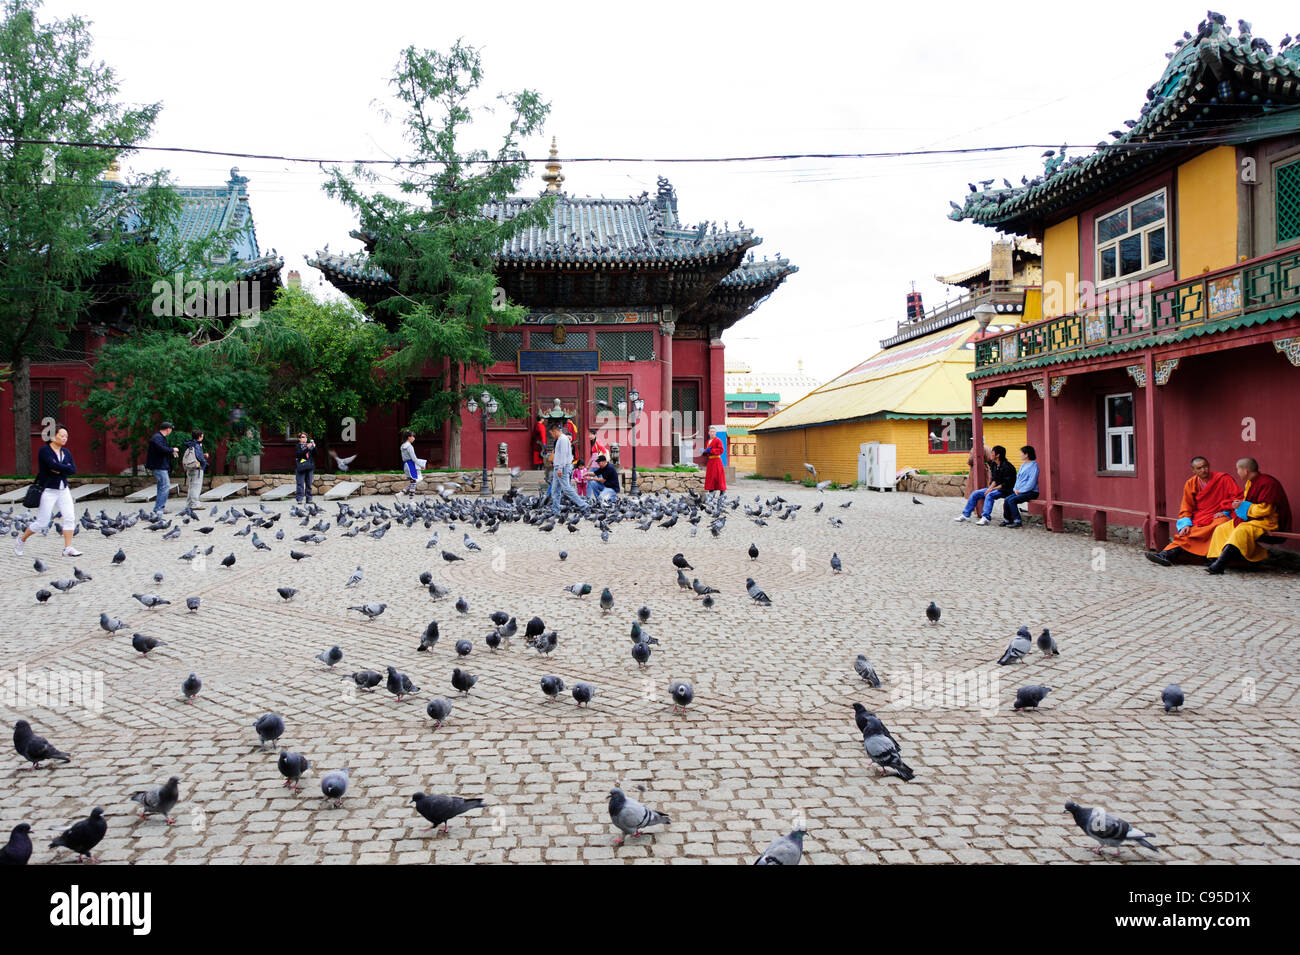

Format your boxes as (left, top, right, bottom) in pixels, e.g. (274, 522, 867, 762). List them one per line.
(1163, 471, 1238, 558)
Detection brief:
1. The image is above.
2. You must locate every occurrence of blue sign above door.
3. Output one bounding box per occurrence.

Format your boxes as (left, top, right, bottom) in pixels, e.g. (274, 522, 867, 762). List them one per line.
(519, 350, 600, 373)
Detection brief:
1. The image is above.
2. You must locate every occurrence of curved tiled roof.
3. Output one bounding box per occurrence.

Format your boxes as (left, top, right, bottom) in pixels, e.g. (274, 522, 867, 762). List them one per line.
(950, 18, 1300, 233)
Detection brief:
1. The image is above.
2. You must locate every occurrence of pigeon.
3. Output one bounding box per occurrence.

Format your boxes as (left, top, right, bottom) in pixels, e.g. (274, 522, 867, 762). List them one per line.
(130, 776, 181, 823)
(341, 670, 383, 692)
(455, 597, 469, 615)
(49, 807, 107, 863)
(153, 572, 165, 583)
(637, 606, 651, 623)
(0, 823, 32, 866)
(385, 666, 419, 701)
(540, 675, 566, 701)
(277, 749, 310, 791)
(754, 829, 808, 865)
(599, 588, 614, 614)
(441, 550, 463, 563)
(99, 612, 128, 636)
(748, 543, 759, 560)
(32, 558, 48, 574)
(1037, 629, 1059, 656)
(926, 602, 941, 625)
(463, 533, 480, 551)
(181, 673, 202, 703)
(451, 667, 477, 694)
(997, 626, 1033, 665)
(1063, 801, 1158, 855)
(803, 463, 817, 478)
(220, 553, 235, 569)
(13, 719, 71, 769)
(321, 768, 350, 808)
(862, 715, 915, 781)
(564, 582, 592, 598)
(632, 640, 652, 668)
(35, 589, 51, 603)
(854, 655, 881, 688)
(428, 582, 451, 600)
(608, 787, 670, 845)
(417, 621, 440, 653)
(131, 592, 169, 609)
(315, 645, 343, 669)
(532, 631, 558, 656)
(253, 713, 285, 749)
(185, 596, 200, 612)
(672, 553, 693, 570)
(455, 639, 472, 657)
(830, 553, 842, 573)
(49, 578, 79, 593)
(692, 578, 720, 597)
(411, 793, 485, 834)
(745, 578, 771, 606)
(344, 566, 363, 588)
(419, 570, 434, 586)
(558, 550, 568, 561)
(669, 680, 694, 713)
(489, 610, 509, 627)
(112, 548, 126, 565)
(485, 630, 502, 651)
(851, 704, 899, 746)
(912, 497, 924, 505)
(701, 594, 715, 610)
(676, 569, 692, 592)
(289, 550, 311, 561)
(72, 565, 93, 582)
(1162, 684, 1184, 713)
(277, 587, 298, 601)
(426, 697, 453, 728)
(347, 602, 387, 621)
(525, 617, 546, 643)
(1013, 685, 1052, 711)
(572, 683, 595, 707)
(131, 633, 165, 658)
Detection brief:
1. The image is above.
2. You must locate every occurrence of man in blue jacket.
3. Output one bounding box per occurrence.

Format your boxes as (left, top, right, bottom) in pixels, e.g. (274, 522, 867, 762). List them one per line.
(147, 421, 179, 514)
(1001, 445, 1040, 527)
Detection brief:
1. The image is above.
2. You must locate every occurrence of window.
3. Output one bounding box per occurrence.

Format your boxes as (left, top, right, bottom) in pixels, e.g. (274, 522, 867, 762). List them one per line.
(1096, 189, 1168, 283)
(1101, 393, 1136, 472)
(29, 382, 63, 435)
(593, 382, 628, 419)
(1278, 159, 1300, 246)
(742, 401, 757, 411)
(487, 377, 528, 428)
(927, 418, 973, 454)
(595, 330, 655, 361)
(488, 330, 523, 364)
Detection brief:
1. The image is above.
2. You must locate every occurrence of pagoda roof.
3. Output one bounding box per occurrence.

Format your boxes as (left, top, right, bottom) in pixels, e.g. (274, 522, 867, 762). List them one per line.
(949, 17, 1300, 234)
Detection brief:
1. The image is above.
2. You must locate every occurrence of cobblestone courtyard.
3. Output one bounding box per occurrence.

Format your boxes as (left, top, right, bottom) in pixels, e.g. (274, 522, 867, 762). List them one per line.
(3, 481, 1298, 864)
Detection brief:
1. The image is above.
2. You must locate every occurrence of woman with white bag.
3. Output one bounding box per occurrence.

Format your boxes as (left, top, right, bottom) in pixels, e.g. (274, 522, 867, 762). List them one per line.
(15, 423, 82, 558)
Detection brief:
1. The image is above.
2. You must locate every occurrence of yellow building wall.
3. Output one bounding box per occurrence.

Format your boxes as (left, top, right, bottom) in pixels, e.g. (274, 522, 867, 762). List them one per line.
(1177, 145, 1239, 279)
(754, 417, 1026, 486)
(1041, 216, 1079, 318)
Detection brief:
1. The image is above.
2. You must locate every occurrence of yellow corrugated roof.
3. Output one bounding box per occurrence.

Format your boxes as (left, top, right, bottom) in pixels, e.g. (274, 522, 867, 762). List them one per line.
(752, 320, 1025, 431)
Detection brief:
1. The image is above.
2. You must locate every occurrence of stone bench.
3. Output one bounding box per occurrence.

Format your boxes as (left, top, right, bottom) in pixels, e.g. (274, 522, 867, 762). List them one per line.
(0, 487, 30, 504)
(70, 483, 110, 501)
(323, 481, 362, 500)
(200, 482, 247, 501)
(259, 483, 298, 501)
(124, 486, 159, 503)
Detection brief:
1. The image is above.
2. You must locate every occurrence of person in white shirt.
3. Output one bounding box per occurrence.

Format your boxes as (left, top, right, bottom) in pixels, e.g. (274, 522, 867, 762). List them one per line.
(547, 422, 589, 515)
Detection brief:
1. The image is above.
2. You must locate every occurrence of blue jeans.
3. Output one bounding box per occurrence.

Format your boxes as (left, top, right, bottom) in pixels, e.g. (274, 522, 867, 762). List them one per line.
(963, 486, 1007, 519)
(1002, 490, 1039, 524)
(550, 465, 589, 514)
(152, 469, 171, 511)
(296, 467, 314, 502)
(585, 483, 615, 503)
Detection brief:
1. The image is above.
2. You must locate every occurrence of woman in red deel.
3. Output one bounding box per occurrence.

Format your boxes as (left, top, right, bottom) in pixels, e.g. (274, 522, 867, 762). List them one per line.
(702, 425, 726, 496)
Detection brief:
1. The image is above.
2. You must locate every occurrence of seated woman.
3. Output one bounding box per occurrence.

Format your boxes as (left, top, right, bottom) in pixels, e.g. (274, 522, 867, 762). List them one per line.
(1000, 446, 1039, 527)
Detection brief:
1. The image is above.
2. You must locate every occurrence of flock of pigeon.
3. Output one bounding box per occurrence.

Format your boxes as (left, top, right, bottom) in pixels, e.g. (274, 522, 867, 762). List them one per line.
(1, 471, 1183, 864)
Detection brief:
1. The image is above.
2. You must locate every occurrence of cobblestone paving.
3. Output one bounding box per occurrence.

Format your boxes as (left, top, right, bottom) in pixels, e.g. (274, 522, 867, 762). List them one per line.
(2, 482, 1298, 864)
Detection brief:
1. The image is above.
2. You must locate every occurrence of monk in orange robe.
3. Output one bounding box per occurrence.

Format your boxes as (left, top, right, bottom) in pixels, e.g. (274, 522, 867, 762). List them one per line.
(1206, 458, 1293, 574)
(1145, 456, 1238, 565)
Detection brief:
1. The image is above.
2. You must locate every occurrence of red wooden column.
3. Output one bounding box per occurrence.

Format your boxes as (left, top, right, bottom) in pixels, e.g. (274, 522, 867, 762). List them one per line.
(970, 384, 985, 499)
(1040, 375, 1060, 532)
(708, 334, 725, 461)
(1142, 351, 1169, 550)
(657, 320, 674, 466)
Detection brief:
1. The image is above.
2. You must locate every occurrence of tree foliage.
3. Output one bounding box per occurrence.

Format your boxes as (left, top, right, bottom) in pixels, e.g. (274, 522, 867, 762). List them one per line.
(323, 40, 551, 465)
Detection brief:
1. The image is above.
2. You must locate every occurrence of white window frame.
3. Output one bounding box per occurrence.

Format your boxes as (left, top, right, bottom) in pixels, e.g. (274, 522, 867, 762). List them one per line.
(1095, 188, 1169, 287)
(1102, 392, 1136, 472)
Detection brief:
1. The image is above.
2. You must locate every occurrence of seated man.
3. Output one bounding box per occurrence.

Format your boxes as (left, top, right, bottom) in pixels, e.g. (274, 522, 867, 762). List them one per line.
(1146, 456, 1238, 566)
(1205, 457, 1292, 574)
(955, 445, 1016, 526)
(1000, 445, 1039, 527)
(585, 454, 620, 503)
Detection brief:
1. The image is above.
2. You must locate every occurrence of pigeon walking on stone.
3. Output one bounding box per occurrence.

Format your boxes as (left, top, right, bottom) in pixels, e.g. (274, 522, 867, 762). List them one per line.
(253, 713, 285, 750)
(541, 675, 566, 701)
(411, 792, 486, 835)
(417, 621, 440, 653)
(608, 787, 670, 846)
(572, 683, 595, 707)
(748, 543, 759, 560)
(997, 626, 1034, 665)
(341, 670, 382, 692)
(344, 566, 363, 588)
(99, 612, 128, 636)
(926, 601, 941, 625)
(1037, 629, 1059, 657)
(49, 807, 107, 863)
(1162, 684, 1185, 713)
(745, 578, 771, 606)
(600, 587, 614, 614)
(277, 587, 298, 602)
(347, 602, 387, 621)
(632, 640, 652, 668)
(1063, 801, 1159, 855)
(455, 639, 472, 657)
(277, 749, 310, 791)
(672, 553, 693, 570)
(1013, 685, 1052, 711)
(0, 823, 32, 866)
(13, 719, 71, 769)
(185, 596, 200, 612)
(130, 776, 180, 824)
(754, 829, 808, 865)
(426, 697, 453, 728)
(830, 553, 842, 573)
(451, 667, 477, 695)
(854, 655, 881, 688)
(181, 673, 202, 703)
(669, 680, 694, 714)
(132, 593, 169, 609)
(321, 768, 350, 808)
(385, 666, 419, 701)
(861, 714, 915, 781)
(131, 633, 166, 658)
(315, 645, 343, 670)
(455, 596, 469, 615)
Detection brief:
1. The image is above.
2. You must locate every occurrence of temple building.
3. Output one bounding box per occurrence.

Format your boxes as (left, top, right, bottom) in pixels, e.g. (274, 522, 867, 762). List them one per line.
(750, 241, 1033, 485)
(307, 141, 797, 472)
(952, 16, 1300, 550)
(0, 168, 283, 475)
(723, 361, 822, 473)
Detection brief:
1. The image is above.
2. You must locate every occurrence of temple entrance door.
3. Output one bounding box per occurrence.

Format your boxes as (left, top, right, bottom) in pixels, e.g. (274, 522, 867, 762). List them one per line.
(671, 380, 702, 464)
(534, 376, 583, 435)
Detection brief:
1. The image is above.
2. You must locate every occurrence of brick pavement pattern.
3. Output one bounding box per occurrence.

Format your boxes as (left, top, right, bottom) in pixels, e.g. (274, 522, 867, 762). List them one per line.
(2, 482, 1298, 864)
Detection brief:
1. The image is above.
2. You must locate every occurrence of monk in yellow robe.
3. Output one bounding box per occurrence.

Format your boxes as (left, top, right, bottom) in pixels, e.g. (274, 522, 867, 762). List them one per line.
(1145, 456, 1238, 565)
(1206, 457, 1293, 574)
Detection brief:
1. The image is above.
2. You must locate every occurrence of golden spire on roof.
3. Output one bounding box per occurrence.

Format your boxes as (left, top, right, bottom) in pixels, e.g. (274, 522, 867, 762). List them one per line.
(103, 160, 122, 182)
(541, 136, 564, 194)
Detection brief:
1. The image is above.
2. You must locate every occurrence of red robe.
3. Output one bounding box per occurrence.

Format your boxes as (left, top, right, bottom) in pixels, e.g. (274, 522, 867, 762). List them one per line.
(1163, 470, 1238, 557)
(533, 421, 547, 468)
(703, 436, 726, 491)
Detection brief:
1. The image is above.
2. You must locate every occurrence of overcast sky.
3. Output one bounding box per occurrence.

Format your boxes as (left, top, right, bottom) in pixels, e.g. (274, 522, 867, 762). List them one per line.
(46, 0, 1296, 383)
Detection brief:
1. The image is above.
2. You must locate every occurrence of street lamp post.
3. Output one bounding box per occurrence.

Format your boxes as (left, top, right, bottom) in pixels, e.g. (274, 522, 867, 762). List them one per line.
(617, 389, 645, 495)
(465, 390, 498, 497)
